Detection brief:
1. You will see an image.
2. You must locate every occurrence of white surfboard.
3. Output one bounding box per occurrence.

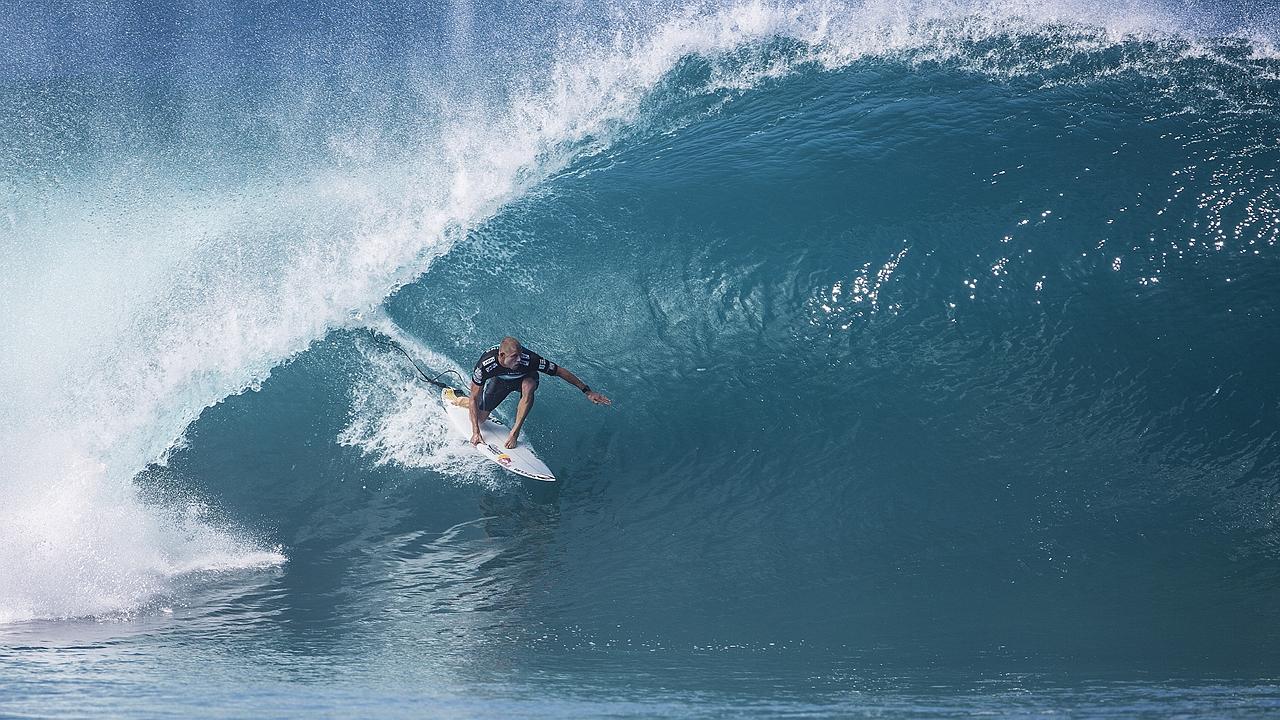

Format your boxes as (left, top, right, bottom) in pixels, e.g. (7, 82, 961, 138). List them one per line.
(441, 388, 556, 482)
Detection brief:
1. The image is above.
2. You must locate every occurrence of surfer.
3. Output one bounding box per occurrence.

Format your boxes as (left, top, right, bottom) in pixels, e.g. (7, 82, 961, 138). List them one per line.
(444, 336, 611, 449)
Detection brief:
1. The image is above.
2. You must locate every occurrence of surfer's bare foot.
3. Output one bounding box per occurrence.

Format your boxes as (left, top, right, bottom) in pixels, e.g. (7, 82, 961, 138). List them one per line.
(444, 388, 469, 407)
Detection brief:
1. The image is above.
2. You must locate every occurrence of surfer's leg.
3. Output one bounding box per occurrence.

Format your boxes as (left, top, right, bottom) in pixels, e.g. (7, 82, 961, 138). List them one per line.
(515, 377, 537, 417)
(477, 378, 520, 415)
(503, 377, 538, 449)
(444, 388, 470, 407)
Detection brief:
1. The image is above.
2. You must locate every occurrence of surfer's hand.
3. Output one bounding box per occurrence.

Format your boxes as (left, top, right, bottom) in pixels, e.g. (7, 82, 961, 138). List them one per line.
(504, 434, 518, 449)
(586, 390, 611, 406)
(471, 432, 483, 446)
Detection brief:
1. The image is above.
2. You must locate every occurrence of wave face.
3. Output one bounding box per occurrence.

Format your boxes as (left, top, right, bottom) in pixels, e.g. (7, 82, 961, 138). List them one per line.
(3, 0, 1280, 714)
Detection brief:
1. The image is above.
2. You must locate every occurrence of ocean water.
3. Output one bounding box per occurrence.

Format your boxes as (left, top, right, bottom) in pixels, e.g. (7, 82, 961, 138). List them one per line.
(3, 0, 1280, 716)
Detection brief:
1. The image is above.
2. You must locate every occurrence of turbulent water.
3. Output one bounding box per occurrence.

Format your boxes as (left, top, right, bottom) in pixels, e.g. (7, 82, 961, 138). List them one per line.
(3, 0, 1280, 716)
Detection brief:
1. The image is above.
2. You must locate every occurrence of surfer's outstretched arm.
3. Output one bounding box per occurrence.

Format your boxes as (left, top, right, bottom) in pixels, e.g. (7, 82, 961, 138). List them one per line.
(554, 366, 612, 406)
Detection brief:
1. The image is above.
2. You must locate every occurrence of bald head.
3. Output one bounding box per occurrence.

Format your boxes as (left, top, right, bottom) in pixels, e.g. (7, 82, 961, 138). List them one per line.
(497, 336, 523, 368)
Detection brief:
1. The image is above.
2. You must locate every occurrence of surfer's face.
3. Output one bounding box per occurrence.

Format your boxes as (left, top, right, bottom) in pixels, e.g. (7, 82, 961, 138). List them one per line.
(498, 350, 520, 369)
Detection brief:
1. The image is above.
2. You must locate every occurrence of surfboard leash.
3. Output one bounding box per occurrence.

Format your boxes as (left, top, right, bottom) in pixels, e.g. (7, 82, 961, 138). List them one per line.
(365, 329, 466, 391)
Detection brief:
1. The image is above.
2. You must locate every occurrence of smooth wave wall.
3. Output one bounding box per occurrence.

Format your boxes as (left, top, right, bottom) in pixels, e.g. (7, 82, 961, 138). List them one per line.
(2, 0, 1275, 622)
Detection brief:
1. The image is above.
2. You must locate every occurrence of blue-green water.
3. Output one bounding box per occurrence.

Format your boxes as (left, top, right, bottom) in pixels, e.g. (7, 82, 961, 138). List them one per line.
(3, 0, 1280, 716)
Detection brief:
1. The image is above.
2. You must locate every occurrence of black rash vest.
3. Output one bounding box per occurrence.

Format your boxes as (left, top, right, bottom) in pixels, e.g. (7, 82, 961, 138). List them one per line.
(472, 346, 559, 386)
